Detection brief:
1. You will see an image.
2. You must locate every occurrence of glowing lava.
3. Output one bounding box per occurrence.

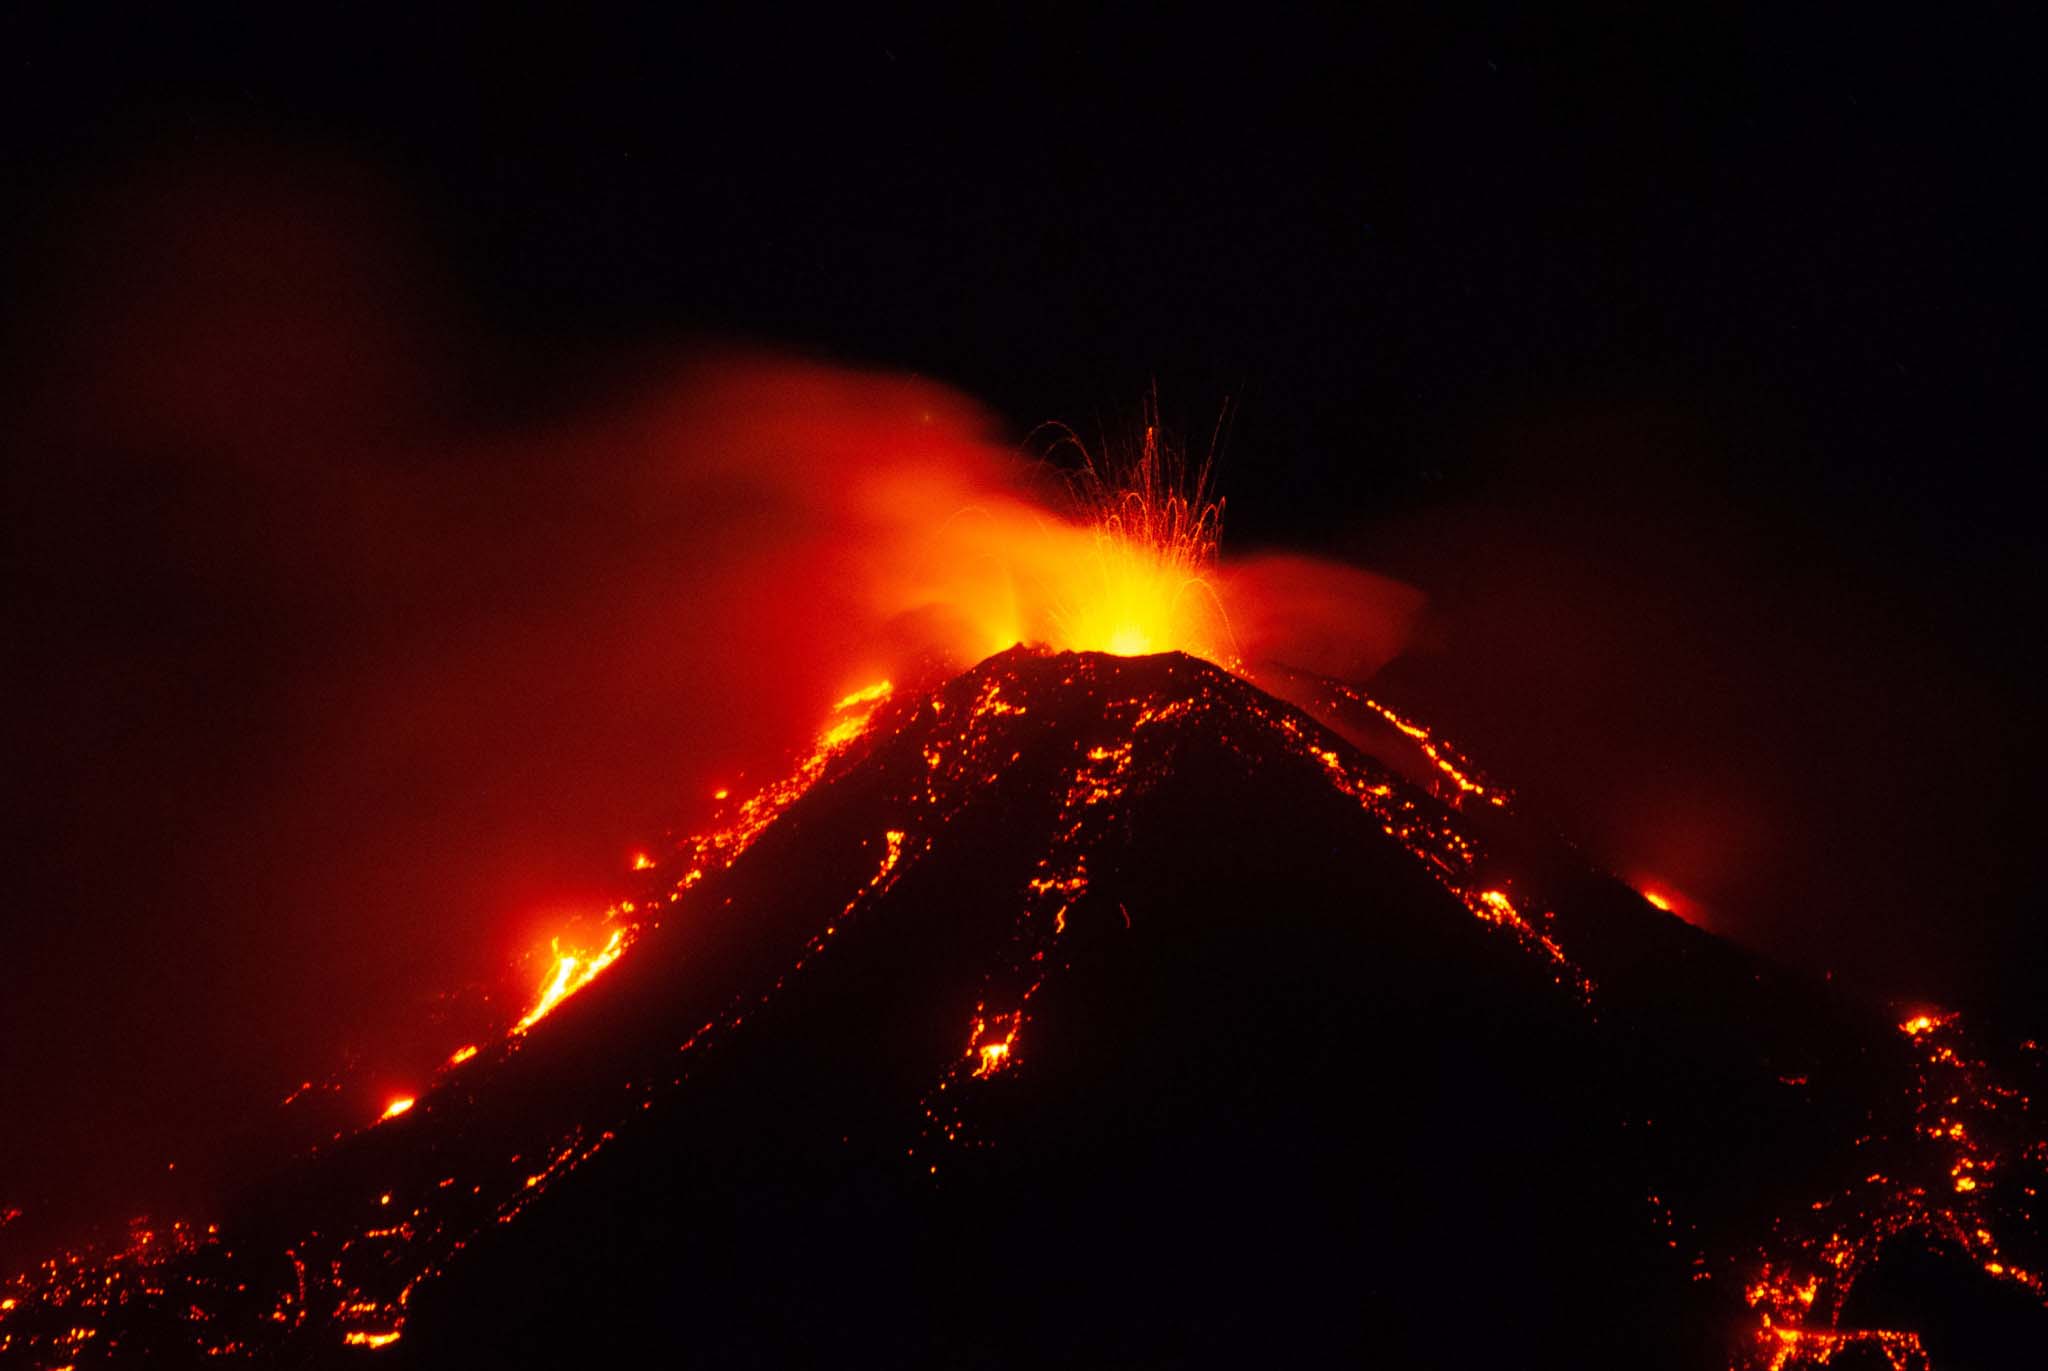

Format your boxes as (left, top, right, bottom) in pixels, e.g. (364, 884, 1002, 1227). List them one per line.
(1047, 423, 1235, 664)
(1735, 1010, 2046, 1368)
(513, 925, 627, 1035)
(5, 645, 2042, 1367)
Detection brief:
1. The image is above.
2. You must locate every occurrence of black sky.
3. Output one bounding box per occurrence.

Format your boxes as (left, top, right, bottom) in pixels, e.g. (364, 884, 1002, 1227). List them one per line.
(3, 5, 2042, 1231)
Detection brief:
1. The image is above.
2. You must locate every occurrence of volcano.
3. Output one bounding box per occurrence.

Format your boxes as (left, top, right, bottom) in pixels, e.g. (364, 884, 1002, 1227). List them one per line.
(3, 648, 2044, 1369)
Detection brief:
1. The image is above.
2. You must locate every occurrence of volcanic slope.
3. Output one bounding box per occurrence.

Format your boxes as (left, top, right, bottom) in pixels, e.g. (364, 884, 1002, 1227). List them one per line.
(5, 648, 2045, 1369)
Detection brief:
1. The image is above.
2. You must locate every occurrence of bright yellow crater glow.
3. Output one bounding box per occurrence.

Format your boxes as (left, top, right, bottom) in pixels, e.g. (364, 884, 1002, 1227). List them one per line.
(1042, 421, 1236, 664)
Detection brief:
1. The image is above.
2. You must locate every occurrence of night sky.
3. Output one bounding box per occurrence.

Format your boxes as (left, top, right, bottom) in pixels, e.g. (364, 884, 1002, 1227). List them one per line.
(4, 7, 2041, 1235)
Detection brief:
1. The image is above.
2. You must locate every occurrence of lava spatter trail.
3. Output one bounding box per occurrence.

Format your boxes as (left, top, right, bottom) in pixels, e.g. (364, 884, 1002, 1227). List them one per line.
(0, 678, 906, 1365)
(1734, 1016, 2048, 1370)
(3, 650, 2044, 1368)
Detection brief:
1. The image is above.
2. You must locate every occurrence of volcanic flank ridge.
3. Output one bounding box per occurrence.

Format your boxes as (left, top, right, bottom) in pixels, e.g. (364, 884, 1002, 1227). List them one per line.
(3, 648, 2044, 1369)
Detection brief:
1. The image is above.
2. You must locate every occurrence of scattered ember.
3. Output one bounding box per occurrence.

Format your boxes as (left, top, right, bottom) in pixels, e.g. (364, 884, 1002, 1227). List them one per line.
(1733, 1012, 2046, 1367)
(3, 645, 2040, 1367)
(0, 673, 903, 1364)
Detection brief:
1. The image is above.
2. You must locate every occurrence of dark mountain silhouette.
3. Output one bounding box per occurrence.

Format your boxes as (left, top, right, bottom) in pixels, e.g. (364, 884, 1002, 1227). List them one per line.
(3, 648, 2042, 1368)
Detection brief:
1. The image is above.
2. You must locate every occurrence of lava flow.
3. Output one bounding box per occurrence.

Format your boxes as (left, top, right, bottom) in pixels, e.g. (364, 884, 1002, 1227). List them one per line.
(5, 642, 2046, 1367)
(3, 435, 2044, 1369)
(1734, 1014, 2047, 1369)
(0, 673, 905, 1366)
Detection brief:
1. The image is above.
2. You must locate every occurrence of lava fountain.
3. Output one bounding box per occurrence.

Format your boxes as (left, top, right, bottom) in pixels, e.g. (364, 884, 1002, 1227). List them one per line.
(1038, 420, 1235, 664)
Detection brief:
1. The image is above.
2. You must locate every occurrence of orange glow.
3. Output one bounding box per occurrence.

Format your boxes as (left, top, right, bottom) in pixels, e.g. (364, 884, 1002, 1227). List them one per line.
(1751, 1323, 1927, 1371)
(1898, 1012, 1952, 1037)
(1642, 890, 1675, 912)
(1739, 1004, 2046, 1367)
(9, 644, 2043, 1366)
(514, 925, 627, 1034)
(1046, 426, 1234, 662)
(486, 361, 1417, 692)
(819, 712, 875, 750)
(833, 680, 894, 710)
(631, 852, 654, 870)
(378, 1097, 414, 1121)
(811, 399, 1256, 670)
(969, 1011, 1023, 1079)
(483, 678, 899, 1060)
(1312, 679, 1509, 808)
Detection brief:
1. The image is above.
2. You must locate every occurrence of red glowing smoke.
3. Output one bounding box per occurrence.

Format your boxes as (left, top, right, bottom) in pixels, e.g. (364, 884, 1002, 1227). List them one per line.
(0, 135, 1419, 1234)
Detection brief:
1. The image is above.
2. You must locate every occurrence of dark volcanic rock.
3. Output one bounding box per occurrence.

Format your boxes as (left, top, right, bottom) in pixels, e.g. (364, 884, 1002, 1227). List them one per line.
(6, 649, 2043, 1369)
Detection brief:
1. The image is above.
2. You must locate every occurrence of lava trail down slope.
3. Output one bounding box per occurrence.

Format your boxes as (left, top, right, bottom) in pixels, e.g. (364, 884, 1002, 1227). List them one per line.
(3, 649, 2043, 1369)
